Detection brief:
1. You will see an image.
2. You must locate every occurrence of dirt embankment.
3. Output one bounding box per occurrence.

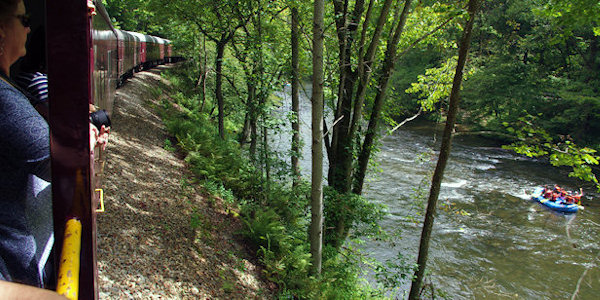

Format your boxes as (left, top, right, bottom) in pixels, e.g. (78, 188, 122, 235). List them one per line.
(97, 65, 273, 299)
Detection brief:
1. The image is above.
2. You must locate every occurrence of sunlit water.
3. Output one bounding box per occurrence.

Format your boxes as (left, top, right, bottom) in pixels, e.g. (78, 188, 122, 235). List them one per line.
(272, 86, 600, 299)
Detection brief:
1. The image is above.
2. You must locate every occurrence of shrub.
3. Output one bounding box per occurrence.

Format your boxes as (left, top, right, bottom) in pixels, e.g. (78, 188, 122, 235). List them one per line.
(158, 65, 393, 299)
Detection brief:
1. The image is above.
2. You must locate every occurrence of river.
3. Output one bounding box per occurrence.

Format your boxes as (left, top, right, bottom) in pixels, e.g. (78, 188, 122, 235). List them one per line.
(272, 85, 599, 299)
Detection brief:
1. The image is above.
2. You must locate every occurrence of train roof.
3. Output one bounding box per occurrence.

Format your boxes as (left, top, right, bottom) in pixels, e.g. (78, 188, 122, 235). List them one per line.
(144, 34, 158, 43)
(152, 36, 167, 44)
(127, 31, 149, 42)
(114, 29, 124, 39)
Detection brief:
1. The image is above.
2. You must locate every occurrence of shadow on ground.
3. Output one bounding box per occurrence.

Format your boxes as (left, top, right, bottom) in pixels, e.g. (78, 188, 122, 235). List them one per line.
(97, 65, 273, 299)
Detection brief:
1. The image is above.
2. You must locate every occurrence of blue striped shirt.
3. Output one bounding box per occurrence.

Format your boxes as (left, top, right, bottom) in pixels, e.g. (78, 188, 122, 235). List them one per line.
(14, 72, 48, 106)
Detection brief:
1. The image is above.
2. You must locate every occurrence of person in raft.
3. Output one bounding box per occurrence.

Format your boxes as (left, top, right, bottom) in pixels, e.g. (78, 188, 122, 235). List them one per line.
(541, 185, 583, 204)
(564, 188, 583, 205)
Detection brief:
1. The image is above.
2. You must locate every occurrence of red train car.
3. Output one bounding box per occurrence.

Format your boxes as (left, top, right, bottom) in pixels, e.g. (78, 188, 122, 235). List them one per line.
(165, 39, 173, 63)
(5, 0, 177, 298)
(155, 36, 166, 64)
(91, 2, 118, 115)
(125, 31, 146, 71)
(46, 0, 102, 297)
(144, 34, 159, 69)
(116, 30, 137, 84)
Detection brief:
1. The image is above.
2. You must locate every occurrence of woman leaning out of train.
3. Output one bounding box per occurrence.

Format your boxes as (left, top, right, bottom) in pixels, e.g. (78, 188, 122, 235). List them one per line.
(0, 0, 88, 298)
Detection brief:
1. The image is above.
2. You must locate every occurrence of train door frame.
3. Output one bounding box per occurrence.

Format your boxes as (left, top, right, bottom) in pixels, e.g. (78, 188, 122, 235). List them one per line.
(47, 0, 98, 298)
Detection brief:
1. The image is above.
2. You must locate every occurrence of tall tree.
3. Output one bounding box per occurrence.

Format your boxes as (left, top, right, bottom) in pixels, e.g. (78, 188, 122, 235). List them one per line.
(340, 0, 396, 190)
(327, 0, 369, 194)
(231, 1, 289, 169)
(103, 0, 155, 32)
(325, 0, 398, 248)
(231, 22, 261, 160)
(322, 0, 463, 248)
(310, 0, 325, 276)
(161, 0, 253, 139)
(291, 4, 301, 186)
(408, 0, 481, 298)
(353, 0, 413, 195)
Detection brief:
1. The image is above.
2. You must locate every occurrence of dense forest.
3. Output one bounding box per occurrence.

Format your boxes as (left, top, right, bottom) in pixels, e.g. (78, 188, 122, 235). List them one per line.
(102, 0, 599, 298)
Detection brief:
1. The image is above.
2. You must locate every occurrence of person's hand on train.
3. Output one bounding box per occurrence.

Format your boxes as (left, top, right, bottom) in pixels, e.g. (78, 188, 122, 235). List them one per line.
(87, 0, 96, 16)
(89, 104, 110, 151)
(89, 123, 110, 152)
(97, 124, 110, 150)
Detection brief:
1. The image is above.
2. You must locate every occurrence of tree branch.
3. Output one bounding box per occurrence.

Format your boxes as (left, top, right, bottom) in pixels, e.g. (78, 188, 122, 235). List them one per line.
(396, 12, 459, 61)
(222, 73, 243, 98)
(570, 251, 599, 300)
(387, 107, 422, 134)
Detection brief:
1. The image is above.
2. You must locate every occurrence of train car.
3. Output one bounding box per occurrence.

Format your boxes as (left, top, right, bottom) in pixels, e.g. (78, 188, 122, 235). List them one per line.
(113, 29, 125, 86)
(155, 36, 166, 65)
(91, 2, 118, 116)
(118, 30, 137, 84)
(6, 0, 176, 298)
(125, 31, 145, 72)
(46, 0, 103, 297)
(144, 34, 160, 69)
(112, 29, 140, 87)
(165, 39, 173, 63)
(163, 39, 184, 63)
(8, 0, 106, 297)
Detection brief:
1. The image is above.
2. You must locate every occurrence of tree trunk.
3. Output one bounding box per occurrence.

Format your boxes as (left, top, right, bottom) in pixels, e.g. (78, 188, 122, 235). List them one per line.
(324, 1, 371, 249)
(588, 35, 599, 80)
(263, 117, 270, 197)
(249, 97, 258, 162)
(328, 0, 366, 193)
(240, 83, 255, 147)
(240, 110, 251, 145)
(200, 34, 207, 112)
(257, 4, 269, 197)
(310, 0, 325, 276)
(353, 0, 413, 195)
(348, 0, 395, 148)
(291, 6, 301, 186)
(408, 1, 481, 298)
(249, 76, 258, 162)
(216, 39, 226, 139)
(325, 0, 402, 249)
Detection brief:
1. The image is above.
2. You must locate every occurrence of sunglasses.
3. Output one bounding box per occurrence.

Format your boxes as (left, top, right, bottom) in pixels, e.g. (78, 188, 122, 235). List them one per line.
(14, 14, 31, 28)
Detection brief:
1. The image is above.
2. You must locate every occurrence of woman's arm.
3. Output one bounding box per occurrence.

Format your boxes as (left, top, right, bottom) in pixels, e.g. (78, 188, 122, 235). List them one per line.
(0, 280, 68, 300)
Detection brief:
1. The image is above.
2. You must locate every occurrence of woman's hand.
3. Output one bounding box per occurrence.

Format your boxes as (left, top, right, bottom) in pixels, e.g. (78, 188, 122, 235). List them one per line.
(97, 125, 110, 151)
(90, 123, 110, 152)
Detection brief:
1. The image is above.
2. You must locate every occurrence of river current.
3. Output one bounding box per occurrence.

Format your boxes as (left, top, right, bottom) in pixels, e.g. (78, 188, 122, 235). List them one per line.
(272, 86, 599, 299)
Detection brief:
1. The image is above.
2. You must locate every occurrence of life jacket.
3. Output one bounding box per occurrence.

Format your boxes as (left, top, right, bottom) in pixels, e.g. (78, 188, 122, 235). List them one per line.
(565, 196, 574, 204)
(543, 189, 552, 198)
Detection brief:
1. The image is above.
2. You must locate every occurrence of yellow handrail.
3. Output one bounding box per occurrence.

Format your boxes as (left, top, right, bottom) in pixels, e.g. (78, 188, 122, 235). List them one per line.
(95, 188, 105, 213)
(56, 218, 82, 300)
